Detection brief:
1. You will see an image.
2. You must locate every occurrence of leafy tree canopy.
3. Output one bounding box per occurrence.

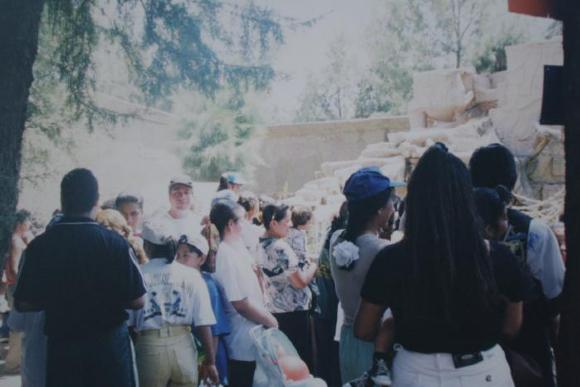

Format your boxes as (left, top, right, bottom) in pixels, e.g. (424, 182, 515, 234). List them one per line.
(36, 0, 316, 130)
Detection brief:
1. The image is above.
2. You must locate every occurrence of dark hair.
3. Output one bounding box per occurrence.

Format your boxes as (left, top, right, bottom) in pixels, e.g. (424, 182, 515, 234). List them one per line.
(210, 202, 243, 240)
(473, 186, 512, 228)
(217, 176, 229, 191)
(60, 168, 99, 214)
(343, 189, 393, 243)
(115, 192, 144, 210)
(238, 193, 259, 213)
(143, 240, 177, 263)
(13, 209, 31, 230)
(291, 208, 313, 228)
(324, 201, 349, 250)
(405, 145, 499, 326)
(262, 204, 289, 230)
(469, 144, 518, 191)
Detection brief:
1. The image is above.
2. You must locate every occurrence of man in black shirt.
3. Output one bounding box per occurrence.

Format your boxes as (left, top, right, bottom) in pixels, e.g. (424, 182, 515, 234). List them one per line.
(14, 168, 146, 387)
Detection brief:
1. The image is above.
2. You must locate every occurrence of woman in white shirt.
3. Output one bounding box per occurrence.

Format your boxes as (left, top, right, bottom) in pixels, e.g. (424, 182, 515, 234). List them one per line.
(210, 201, 278, 387)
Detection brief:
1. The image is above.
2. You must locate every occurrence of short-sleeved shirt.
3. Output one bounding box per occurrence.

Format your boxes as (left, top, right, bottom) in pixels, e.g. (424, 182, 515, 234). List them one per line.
(199, 272, 230, 386)
(133, 259, 216, 331)
(259, 236, 312, 313)
(330, 231, 388, 326)
(286, 228, 308, 262)
(154, 211, 204, 240)
(527, 219, 565, 300)
(361, 240, 534, 354)
(240, 220, 263, 264)
(200, 272, 230, 337)
(214, 240, 265, 361)
(14, 217, 146, 339)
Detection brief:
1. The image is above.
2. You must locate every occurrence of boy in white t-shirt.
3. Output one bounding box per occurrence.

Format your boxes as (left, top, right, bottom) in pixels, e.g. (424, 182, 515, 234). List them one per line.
(176, 233, 231, 386)
(133, 220, 218, 387)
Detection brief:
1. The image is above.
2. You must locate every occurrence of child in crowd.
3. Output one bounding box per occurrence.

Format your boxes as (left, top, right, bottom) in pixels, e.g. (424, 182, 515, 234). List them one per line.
(473, 186, 511, 241)
(134, 222, 218, 387)
(237, 192, 264, 263)
(177, 234, 231, 386)
(287, 207, 313, 262)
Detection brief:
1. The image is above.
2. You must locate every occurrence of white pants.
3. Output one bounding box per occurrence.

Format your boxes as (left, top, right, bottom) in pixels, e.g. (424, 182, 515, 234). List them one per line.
(392, 344, 515, 387)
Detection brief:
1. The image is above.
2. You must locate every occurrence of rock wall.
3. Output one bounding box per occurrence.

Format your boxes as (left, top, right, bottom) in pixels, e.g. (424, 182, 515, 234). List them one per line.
(254, 116, 409, 195)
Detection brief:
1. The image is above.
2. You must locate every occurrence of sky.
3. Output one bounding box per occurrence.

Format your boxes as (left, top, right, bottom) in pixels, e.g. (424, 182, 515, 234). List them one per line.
(256, 0, 382, 123)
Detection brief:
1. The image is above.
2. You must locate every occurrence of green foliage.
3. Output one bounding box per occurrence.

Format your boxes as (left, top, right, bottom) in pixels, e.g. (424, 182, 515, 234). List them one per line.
(180, 93, 261, 180)
(294, 34, 355, 122)
(354, 0, 438, 116)
(35, 0, 303, 127)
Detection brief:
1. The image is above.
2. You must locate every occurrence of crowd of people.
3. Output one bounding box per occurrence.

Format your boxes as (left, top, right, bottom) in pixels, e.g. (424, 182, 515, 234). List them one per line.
(1, 143, 566, 387)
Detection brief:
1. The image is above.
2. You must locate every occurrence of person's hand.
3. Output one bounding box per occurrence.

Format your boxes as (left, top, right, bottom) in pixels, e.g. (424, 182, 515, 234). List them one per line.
(266, 313, 279, 329)
(200, 362, 219, 385)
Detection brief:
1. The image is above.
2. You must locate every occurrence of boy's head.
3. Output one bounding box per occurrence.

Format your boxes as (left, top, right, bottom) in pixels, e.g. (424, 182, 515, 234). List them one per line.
(291, 207, 313, 230)
(473, 186, 512, 240)
(176, 233, 209, 271)
(469, 144, 518, 191)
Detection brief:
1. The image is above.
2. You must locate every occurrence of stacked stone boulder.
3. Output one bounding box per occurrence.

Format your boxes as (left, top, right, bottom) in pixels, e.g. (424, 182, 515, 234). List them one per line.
(281, 39, 564, 251)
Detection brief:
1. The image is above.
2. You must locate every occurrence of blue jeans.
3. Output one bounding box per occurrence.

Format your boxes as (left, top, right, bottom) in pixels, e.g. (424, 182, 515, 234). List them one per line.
(46, 324, 135, 387)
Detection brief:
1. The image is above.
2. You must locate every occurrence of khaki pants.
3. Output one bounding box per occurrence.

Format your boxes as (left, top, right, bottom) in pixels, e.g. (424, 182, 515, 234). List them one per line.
(135, 326, 198, 387)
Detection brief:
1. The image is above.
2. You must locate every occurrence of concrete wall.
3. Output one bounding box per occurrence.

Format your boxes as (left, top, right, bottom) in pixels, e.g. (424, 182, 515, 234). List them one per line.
(254, 116, 409, 195)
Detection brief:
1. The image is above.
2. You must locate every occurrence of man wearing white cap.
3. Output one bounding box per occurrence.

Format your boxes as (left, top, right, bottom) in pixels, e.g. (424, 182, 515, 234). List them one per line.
(152, 175, 204, 239)
(132, 220, 218, 387)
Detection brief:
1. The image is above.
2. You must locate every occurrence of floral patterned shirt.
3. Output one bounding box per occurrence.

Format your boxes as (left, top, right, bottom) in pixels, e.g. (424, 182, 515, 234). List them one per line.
(259, 236, 312, 313)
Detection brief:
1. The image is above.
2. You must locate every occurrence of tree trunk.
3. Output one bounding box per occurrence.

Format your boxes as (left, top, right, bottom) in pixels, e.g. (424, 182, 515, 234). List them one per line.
(557, 1, 580, 385)
(0, 0, 45, 268)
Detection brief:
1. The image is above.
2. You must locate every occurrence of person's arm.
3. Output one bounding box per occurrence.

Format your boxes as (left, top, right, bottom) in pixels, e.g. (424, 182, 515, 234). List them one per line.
(502, 301, 523, 338)
(354, 299, 387, 342)
(288, 262, 318, 289)
(127, 295, 145, 310)
(195, 325, 219, 384)
(5, 239, 22, 283)
(117, 244, 147, 309)
(231, 298, 278, 328)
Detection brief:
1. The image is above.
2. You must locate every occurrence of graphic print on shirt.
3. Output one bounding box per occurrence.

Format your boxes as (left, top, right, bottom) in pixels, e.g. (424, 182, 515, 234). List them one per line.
(142, 271, 195, 325)
(144, 291, 162, 321)
(260, 237, 312, 313)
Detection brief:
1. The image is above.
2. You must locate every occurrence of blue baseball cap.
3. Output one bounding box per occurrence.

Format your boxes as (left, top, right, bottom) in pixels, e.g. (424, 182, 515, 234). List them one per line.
(222, 171, 248, 185)
(343, 167, 404, 202)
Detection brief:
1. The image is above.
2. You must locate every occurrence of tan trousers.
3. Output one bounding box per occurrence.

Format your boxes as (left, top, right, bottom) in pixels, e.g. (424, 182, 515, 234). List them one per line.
(135, 326, 198, 387)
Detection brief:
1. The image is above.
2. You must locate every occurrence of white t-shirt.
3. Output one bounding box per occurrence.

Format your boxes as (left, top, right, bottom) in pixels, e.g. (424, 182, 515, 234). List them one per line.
(213, 240, 265, 361)
(527, 219, 565, 300)
(240, 219, 263, 264)
(133, 259, 216, 331)
(154, 211, 204, 240)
